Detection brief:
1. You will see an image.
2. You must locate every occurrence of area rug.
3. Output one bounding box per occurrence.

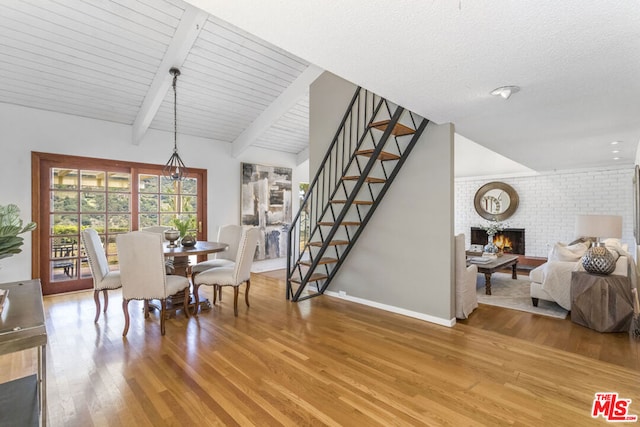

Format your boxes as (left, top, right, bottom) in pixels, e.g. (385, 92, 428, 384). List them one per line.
(476, 273, 568, 319)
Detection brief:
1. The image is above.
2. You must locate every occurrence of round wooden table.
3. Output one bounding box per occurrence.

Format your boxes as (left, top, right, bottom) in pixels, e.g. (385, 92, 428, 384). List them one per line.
(163, 241, 228, 277)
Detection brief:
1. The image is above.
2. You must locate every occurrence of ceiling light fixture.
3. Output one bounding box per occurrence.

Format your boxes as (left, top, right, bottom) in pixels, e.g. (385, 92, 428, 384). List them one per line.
(611, 141, 621, 145)
(163, 67, 188, 181)
(490, 85, 520, 100)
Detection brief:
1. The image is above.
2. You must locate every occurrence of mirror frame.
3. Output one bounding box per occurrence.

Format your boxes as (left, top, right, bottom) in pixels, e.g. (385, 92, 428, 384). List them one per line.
(473, 181, 519, 221)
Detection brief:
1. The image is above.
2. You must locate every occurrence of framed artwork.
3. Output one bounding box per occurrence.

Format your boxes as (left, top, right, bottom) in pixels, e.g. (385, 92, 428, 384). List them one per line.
(241, 162, 293, 260)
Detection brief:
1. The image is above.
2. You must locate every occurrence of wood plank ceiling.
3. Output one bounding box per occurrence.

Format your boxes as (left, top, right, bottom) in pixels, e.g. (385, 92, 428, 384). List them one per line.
(0, 0, 312, 155)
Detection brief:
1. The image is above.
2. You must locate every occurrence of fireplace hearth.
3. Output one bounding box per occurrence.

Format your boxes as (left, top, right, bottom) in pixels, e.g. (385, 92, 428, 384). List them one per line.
(470, 227, 525, 255)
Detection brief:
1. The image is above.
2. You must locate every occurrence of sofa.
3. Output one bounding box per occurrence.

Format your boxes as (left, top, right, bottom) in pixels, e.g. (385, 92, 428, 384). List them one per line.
(529, 239, 630, 310)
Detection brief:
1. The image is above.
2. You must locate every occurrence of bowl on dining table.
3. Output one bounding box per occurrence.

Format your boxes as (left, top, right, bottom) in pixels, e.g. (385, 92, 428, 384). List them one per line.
(164, 229, 180, 247)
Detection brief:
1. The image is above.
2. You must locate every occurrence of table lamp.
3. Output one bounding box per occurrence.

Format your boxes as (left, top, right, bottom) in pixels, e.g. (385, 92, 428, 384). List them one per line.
(575, 214, 622, 274)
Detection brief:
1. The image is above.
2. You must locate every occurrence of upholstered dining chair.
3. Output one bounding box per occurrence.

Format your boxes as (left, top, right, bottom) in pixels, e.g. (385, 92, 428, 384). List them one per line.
(190, 224, 242, 300)
(141, 226, 175, 275)
(192, 227, 259, 316)
(81, 228, 122, 323)
(116, 231, 190, 336)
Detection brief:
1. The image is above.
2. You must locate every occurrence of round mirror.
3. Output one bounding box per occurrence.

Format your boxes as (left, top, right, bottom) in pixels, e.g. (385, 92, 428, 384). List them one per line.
(474, 182, 519, 221)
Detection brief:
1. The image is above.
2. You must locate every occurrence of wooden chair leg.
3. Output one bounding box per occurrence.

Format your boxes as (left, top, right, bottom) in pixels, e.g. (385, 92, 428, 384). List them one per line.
(244, 279, 250, 308)
(122, 299, 130, 337)
(193, 283, 201, 315)
(144, 300, 150, 319)
(218, 286, 222, 302)
(93, 290, 101, 323)
(102, 289, 109, 312)
(160, 299, 166, 336)
(182, 288, 189, 318)
(233, 286, 239, 316)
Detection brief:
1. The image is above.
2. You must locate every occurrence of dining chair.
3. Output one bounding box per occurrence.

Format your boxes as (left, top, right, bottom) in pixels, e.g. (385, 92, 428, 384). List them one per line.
(81, 228, 122, 323)
(116, 231, 190, 336)
(192, 227, 259, 316)
(141, 226, 175, 275)
(190, 224, 242, 300)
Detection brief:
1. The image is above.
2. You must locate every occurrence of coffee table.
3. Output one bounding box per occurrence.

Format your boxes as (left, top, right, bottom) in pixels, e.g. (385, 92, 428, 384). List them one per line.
(469, 254, 519, 295)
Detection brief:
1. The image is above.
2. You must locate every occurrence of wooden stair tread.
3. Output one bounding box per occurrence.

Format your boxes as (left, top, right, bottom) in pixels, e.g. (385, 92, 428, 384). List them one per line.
(291, 273, 328, 284)
(331, 199, 374, 205)
(299, 257, 338, 266)
(369, 120, 416, 136)
(355, 149, 400, 161)
(318, 221, 361, 226)
(309, 240, 350, 247)
(342, 176, 385, 183)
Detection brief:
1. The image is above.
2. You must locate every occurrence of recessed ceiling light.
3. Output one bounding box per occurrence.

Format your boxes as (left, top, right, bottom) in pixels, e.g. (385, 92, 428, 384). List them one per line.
(612, 150, 620, 154)
(490, 86, 520, 100)
(611, 141, 621, 145)
(613, 157, 621, 160)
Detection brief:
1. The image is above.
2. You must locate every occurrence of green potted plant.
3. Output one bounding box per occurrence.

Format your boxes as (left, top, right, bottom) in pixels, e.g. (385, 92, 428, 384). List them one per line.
(172, 216, 196, 247)
(0, 204, 37, 259)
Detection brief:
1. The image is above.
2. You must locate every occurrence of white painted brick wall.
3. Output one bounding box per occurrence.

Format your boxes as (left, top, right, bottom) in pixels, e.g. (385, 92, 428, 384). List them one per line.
(455, 167, 635, 258)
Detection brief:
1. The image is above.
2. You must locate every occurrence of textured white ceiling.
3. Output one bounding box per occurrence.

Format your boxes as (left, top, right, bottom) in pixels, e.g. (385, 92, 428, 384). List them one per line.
(186, 0, 640, 172)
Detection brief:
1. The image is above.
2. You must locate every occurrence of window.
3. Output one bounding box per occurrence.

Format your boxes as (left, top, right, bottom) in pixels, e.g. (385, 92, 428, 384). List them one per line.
(32, 153, 207, 295)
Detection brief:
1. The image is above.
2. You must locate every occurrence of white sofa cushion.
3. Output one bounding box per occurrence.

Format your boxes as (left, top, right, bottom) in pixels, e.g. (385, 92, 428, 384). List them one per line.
(529, 263, 546, 283)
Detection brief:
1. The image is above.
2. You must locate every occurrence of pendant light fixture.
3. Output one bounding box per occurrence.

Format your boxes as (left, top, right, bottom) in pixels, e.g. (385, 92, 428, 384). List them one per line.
(163, 67, 188, 181)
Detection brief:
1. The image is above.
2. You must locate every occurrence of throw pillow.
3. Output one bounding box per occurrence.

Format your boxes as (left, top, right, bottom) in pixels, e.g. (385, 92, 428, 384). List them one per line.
(548, 242, 588, 262)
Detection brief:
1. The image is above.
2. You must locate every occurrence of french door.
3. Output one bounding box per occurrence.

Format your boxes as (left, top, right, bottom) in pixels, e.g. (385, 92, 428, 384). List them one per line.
(32, 152, 207, 295)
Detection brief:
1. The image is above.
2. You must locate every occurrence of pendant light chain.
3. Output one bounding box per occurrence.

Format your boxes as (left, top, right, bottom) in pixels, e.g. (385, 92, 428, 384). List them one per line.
(163, 67, 188, 181)
(173, 70, 178, 153)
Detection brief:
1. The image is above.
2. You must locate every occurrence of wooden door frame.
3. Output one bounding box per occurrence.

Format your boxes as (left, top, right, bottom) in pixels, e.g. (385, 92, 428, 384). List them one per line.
(31, 151, 208, 294)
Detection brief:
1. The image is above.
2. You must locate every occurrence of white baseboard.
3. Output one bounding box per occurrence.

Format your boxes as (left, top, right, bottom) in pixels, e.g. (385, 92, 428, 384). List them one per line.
(323, 290, 456, 327)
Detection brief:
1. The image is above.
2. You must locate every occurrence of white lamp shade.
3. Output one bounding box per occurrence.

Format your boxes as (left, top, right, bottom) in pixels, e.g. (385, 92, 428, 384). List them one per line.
(575, 214, 622, 239)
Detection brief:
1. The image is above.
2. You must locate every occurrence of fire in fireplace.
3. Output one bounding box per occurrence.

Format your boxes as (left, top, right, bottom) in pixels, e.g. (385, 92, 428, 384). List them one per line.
(470, 227, 525, 255)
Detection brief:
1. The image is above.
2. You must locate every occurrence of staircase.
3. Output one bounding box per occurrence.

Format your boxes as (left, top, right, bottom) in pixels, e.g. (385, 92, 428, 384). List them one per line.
(286, 87, 429, 301)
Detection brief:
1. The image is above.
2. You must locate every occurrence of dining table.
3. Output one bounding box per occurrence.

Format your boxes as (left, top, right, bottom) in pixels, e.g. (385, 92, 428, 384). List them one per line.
(163, 240, 228, 277)
(161, 240, 228, 315)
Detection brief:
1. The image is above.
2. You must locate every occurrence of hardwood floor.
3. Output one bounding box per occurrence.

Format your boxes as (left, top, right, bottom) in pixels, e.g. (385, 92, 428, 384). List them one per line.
(1, 270, 638, 426)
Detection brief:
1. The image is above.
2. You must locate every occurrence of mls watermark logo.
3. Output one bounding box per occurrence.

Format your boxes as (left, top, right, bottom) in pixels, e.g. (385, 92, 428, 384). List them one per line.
(592, 392, 638, 422)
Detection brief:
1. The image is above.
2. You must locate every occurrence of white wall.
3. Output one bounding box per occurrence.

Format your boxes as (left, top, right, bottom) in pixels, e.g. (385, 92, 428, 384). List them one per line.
(455, 167, 635, 257)
(0, 102, 306, 282)
(310, 72, 455, 325)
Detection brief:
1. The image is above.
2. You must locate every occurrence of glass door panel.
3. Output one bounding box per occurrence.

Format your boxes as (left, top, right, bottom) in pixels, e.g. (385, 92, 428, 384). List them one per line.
(42, 164, 131, 294)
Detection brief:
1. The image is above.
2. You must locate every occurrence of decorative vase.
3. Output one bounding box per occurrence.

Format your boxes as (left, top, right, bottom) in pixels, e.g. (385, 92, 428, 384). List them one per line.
(181, 234, 196, 247)
(581, 243, 616, 274)
(164, 229, 180, 247)
(484, 234, 498, 254)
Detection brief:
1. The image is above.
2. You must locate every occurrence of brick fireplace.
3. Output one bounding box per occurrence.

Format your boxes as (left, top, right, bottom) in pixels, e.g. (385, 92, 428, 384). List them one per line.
(470, 227, 525, 255)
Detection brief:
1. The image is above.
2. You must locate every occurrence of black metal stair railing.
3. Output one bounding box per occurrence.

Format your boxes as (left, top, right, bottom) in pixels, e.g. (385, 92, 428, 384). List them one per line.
(287, 86, 429, 301)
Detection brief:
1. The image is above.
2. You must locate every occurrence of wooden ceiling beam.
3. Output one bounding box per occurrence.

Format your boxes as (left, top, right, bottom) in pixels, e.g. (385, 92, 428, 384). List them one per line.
(131, 6, 208, 145)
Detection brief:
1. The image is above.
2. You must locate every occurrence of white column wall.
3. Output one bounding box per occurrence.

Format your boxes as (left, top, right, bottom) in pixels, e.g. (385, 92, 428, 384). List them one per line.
(0, 102, 306, 282)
